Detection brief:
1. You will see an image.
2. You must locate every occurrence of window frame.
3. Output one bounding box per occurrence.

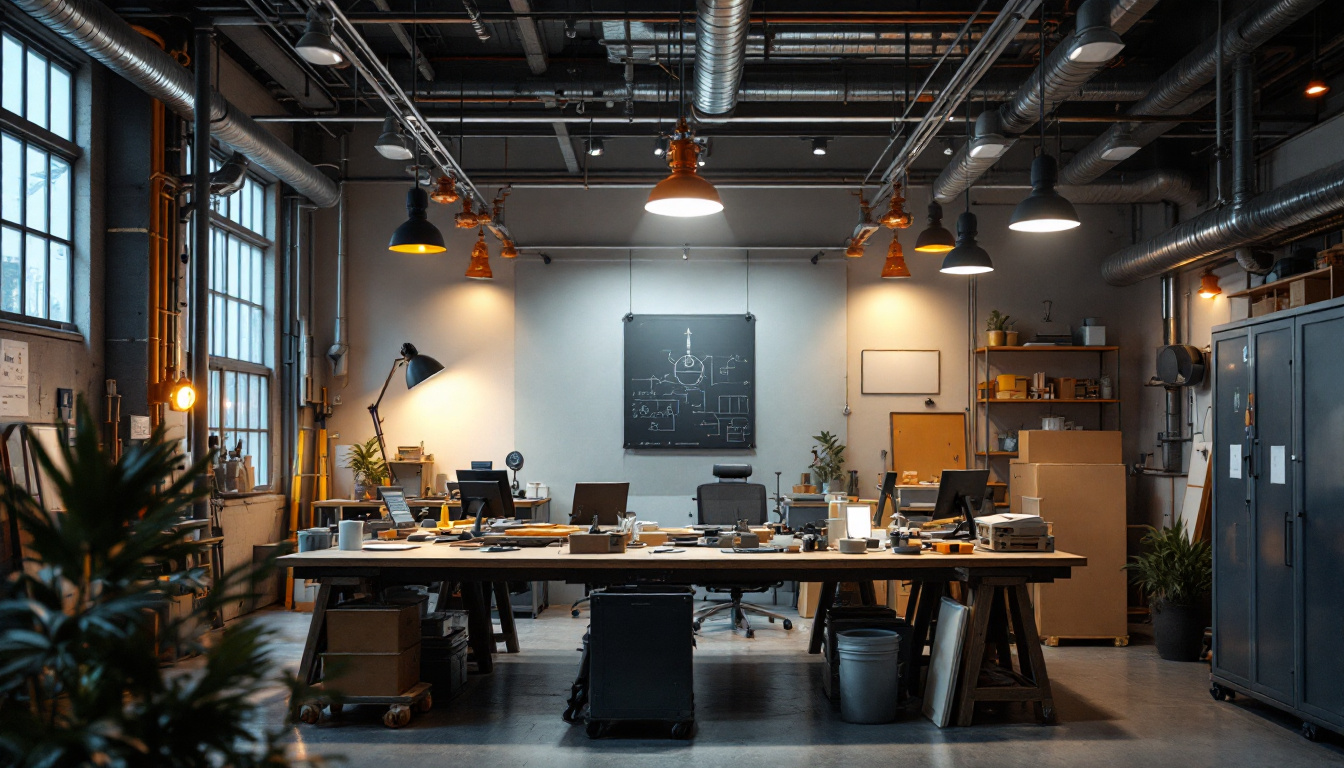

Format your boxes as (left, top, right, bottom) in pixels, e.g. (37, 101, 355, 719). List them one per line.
(0, 27, 79, 330)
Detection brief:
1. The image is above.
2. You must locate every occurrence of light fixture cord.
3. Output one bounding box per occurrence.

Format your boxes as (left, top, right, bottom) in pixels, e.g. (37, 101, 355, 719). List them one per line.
(1039, 1, 1046, 155)
(412, 0, 420, 173)
(678, 1, 686, 123)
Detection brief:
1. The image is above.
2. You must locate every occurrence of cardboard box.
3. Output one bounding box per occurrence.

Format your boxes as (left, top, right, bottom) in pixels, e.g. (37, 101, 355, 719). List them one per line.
(568, 532, 627, 554)
(325, 604, 421, 654)
(1014, 430, 1121, 464)
(1055, 377, 1079, 400)
(1009, 463, 1127, 639)
(1289, 278, 1332, 308)
(321, 645, 421, 697)
(798, 580, 889, 618)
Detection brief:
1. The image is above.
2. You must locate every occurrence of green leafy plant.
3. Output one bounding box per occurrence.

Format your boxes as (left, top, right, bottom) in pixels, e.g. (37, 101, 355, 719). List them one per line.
(985, 310, 1014, 332)
(1123, 516, 1212, 607)
(0, 399, 324, 768)
(810, 430, 846, 487)
(344, 436, 388, 488)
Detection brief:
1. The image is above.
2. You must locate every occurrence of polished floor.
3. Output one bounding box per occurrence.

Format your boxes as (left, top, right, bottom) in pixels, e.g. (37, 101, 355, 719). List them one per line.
(233, 605, 1343, 768)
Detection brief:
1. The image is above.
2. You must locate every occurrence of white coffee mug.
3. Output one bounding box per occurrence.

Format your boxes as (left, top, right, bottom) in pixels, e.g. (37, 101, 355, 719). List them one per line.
(338, 520, 364, 551)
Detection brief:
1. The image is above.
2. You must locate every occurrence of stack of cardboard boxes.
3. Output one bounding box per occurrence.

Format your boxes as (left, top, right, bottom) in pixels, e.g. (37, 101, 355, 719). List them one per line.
(322, 604, 423, 696)
(1009, 431, 1128, 641)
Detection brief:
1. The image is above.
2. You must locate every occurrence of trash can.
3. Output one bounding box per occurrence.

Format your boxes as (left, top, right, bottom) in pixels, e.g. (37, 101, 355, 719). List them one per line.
(837, 628, 900, 724)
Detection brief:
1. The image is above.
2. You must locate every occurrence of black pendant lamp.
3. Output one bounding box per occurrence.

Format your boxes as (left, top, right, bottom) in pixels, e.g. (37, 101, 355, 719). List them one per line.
(940, 211, 993, 275)
(914, 202, 957, 253)
(1010, 3, 1080, 233)
(387, 0, 446, 253)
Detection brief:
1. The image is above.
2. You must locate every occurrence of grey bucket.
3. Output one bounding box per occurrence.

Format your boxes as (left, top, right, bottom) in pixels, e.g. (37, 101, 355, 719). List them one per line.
(837, 628, 900, 724)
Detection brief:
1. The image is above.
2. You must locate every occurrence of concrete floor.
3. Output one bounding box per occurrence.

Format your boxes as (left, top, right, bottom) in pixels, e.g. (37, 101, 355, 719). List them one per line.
(232, 606, 1343, 768)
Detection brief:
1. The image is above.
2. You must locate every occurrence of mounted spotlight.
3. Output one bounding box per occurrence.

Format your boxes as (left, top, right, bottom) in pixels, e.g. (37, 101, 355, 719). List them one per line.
(295, 9, 344, 66)
(645, 118, 723, 217)
(1305, 72, 1330, 98)
(455, 198, 480, 228)
(430, 175, 460, 204)
(167, 374, 196, 412)
(374, 116, 414, 161)
(939, 212, 994, 275)
(1067, 0, 1125, 63)
(564, 17, 578, 38)
(968, 111, 1010, 159)
(1099, 127, 1143, 162)
(1198, 271, 1222, 299)
(586, 137, 605, 156)
(653, 136, 669, 156)
(465, 230, 492, 280)
(914, 202, 956, 253)
(811, 137, 829, 156)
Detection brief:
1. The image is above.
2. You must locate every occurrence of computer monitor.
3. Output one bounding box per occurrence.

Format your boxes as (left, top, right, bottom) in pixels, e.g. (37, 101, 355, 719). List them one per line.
(456, 469, 517, 518)
(457, 480, 510, 538)
(470, 460, 493, 471)
(377, 486, 416, 528)
(571, 482, 630, 526)
(874, 470, 899, 527)
(932, 469, 990, 539)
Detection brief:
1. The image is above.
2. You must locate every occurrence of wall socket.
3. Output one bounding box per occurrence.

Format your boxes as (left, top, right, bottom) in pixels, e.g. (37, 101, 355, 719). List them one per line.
(56, 388, 73, 421)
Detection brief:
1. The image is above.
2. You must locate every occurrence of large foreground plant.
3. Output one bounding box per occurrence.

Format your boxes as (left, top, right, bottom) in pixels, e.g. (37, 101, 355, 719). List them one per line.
(0, 401, 320, 768)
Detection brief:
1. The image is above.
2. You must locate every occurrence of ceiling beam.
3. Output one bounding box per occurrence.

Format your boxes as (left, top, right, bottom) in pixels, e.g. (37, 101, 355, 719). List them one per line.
(551, 121, 581, 174)
(368, 0, 436, 83)
(508, 0, 549, 75)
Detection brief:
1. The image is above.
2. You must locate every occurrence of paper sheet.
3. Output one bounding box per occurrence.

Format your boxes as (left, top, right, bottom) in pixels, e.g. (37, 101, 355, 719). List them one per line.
(1270, 445, 1286, 485)
(0, 338, 27, 386)
(1229, 444, 1242, 479)
(0, 385, 27, 418)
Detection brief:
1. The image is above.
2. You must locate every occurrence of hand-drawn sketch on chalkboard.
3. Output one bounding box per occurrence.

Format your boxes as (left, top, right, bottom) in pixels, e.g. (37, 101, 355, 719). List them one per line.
(625, 315, 755, 449)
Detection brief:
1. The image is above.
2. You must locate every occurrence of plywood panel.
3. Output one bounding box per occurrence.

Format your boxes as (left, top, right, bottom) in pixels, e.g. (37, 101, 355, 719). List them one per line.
(889, 412, 966, 484)
(862, 350, 940, 394)
(1181, 441, 1212, 541)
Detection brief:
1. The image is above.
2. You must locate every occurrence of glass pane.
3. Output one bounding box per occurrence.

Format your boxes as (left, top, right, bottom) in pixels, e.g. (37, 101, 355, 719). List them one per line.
(226, 298, 237, 360)
(251, 245, 262, 307)
(223, 371, 236, 429)
(259, 375, 269, 426)
(209, 369, 220, 430)
(258, 431, 269, 486)
(1, 134, 19, 223)
(2, 36, 21, 116)
(236, 299, 251, 363)
(25, 50, 45, 129)
(249, 374, 261, 429)
(251, 307, 263, 365)
(0, 227, 18, 313)
(48, 241, 68, 322)
(48, 64, 71, 140)
(237, 374, 250, 430)
(25, 146, 46, 233)
(24, 233, 44, 318)
(237, 238, 250, 302)
(49, 156, 69, 240)
(227, 236, 239, 297)
(210, 295, 223, 356)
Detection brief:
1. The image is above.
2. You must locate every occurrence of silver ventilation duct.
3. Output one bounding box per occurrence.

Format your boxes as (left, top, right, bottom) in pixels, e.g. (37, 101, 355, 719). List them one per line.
(971, 170, 1201, 208)
(12, 0, 340, 208)
(1061, 0, 1325, 185)
(693, 0, 752, 116)
(931, 0, 1158, 204)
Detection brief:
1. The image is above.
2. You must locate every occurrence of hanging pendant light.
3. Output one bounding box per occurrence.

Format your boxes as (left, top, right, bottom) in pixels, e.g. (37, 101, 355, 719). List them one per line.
(879, 183, 913, 229)
(295, 9, 344, 66)
(1009, 154, 1081, 232)
(388, 187, 446, 253)
(645, 118, 723, 217)
(430, 175, 460, 204)
(374, 116, 413, 160)
(881, 238, 911, 279)
(1198, 271, 1222, 299)
(465, 229, 492, 279)
(455, 197, 480, 228)
(914, 202, 956, 253)
(500, 240, 518, 259)
(845, 239, 865, 258)
(940, 212, 994, 275)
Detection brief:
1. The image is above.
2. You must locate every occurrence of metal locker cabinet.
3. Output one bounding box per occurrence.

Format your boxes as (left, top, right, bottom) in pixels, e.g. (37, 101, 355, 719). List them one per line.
(1211, 330, 1252, 686)
(1248, 320, 1296, 705)
(1295, 307, 1344, 728)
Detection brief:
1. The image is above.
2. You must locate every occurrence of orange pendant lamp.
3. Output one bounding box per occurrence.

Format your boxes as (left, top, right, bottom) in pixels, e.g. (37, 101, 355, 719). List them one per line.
(430, 175, 459, 204)
(879, 183, 913, 229)
(645, 119, 723, 217)
(881, 238, 911, 279)
(465, 229, 492, 280)
(455, 197, 479, 229)
(500, 240, 518, 259)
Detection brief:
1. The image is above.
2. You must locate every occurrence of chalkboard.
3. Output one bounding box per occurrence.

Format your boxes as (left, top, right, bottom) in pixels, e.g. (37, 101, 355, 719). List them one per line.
(624, 314, 755, 449)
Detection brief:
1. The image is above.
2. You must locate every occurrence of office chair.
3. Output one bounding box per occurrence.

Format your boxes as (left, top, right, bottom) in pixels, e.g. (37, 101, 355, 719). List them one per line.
(692, 464, 793, 638)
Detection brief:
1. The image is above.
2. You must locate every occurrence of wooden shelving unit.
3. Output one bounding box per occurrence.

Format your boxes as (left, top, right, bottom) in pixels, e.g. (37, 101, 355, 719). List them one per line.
(1225, 265, 1342, 317)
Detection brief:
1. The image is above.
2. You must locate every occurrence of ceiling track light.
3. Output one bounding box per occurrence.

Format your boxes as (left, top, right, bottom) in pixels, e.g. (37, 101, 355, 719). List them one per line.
(374, 115, 413, 161)
(940, 212, 993, 275)
(811, 137, 829, 156)
(880, 183, 913, 229)
(653, 136, 669, 156)
(388, 186, 447, 254)
(645, 118, 724, 217)
(455, 197, 480, 228)
(465, 229, 492, 279)
(295, 9, 344, 66)
(1198, 270, 1222, 299)
(881, 238, 911, 279)
(914, 202, 956, 253)
(586, 137, 605, 156)
(1305, 71, 1329, 98)
(1099, 127, 1142, 162)
(430, 175, 460, 204)
(1067, 0, 1126, 63)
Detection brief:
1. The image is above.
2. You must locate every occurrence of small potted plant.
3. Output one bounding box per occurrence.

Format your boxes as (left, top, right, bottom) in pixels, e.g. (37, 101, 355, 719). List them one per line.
(345, 436, 388, 500)
(810, 430, 847, 494)
(1124, 516, 1212, 661)
(986, 310, 1013, 346)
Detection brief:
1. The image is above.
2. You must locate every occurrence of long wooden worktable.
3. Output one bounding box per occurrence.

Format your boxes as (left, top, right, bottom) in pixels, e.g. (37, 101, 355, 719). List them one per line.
(281, 545, 1085, 726)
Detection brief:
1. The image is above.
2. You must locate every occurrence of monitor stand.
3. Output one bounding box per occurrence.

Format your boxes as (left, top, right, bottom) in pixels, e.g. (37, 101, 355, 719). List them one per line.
(947, 497, 980, 540)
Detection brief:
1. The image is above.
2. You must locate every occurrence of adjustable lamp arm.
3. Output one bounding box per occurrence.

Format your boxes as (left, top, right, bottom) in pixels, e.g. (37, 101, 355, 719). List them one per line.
(368, 355, 406, 485)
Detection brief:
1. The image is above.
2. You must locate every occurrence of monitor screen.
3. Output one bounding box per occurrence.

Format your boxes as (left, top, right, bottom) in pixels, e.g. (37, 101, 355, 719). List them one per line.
(456, 469, 517, 518)
(378, 487, 416, 527)
(846, 503, 873, 540)
(571, 482, 630, 526)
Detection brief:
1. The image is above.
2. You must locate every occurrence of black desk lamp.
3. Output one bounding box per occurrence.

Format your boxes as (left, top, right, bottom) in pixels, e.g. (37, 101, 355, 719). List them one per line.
(369, 342, 444, 484)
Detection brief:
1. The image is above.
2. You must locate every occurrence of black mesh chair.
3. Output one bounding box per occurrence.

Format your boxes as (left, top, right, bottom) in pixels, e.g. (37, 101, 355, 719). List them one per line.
(692, 464, 793, 637)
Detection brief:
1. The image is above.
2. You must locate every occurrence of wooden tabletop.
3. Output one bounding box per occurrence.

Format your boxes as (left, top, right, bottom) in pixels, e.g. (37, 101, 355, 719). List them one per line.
(311, 497, 550, 508)
(281, 544, 1085, 585)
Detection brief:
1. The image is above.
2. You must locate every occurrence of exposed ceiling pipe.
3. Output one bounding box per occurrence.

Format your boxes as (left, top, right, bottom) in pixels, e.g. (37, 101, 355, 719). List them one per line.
(970, 170, 1201, 208)
(370, 0, 437, 82)
(694, 0, 753, 117)
(461, 0, 493, 42)
(931, 0, 1159, 204)
(1061, 0, 1325, 185)
(12, 0, 340, 207)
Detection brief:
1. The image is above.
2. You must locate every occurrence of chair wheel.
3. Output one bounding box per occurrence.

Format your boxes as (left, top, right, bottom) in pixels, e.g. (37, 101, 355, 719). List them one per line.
(572, 609, 581, 617)
(416, 694, 433, 713)
(384, 704, 412, 728)
(1301, 722, 1319, 742)
(586, 721, 604, 739)
(745, 629, 755, 639)
(1210, 684, 1230, 702)
(328, 702, 344, 717)
(1041, 705, 1057, 725)
(783, 619, 793, 630)
(768, 616, 775, 623)
(671, 721, 693, 739)
(298, 702, 322, 725)
(692, 620, 701, 631)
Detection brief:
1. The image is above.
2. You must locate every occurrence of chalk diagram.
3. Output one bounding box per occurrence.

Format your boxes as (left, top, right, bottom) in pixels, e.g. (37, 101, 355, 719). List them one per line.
(627, 317, 754, 449)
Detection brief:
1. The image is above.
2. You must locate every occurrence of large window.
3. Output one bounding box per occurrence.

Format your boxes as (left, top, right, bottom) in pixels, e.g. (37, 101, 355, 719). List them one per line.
(0, 32, 75, 324)
(206, 171, 273, 488)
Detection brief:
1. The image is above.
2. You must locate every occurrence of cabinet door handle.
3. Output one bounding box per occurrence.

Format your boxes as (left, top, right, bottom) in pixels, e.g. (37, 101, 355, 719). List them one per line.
(1284, 518, 1293, 567)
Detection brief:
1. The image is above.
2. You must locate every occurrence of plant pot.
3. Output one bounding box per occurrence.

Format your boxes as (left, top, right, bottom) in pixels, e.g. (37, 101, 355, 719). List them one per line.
(1151, 601, 1208, 661)
(353, 482, 373, 501)
(1005, 331, 1020, 346)
(986, 330, 1006, 346)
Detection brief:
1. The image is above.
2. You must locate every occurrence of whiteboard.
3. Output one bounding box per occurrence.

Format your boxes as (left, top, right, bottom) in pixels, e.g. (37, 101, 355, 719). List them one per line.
(862, 350, 940, 394)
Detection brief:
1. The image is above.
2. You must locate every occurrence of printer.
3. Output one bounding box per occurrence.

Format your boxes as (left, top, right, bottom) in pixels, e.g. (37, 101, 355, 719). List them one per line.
(974, 513, 1054, 552)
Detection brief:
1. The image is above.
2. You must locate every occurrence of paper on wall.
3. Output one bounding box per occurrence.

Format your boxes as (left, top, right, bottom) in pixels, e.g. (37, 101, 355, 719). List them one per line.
(1229, 444, 1242, 479)
(0, 385, 27, 418)
(0, 339, 27, 387)
(1270, 445, 1286, 485)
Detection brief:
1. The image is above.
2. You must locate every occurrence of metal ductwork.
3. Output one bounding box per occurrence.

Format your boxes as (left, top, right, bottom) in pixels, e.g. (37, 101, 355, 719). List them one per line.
(12, 0, 340, 208)
(694, 0, 752, 116)
(1061, 0, 1325, 185)
(421, 64, 1152, 104)
(1101, 159, 1344, 285)
(932, 0, 1158, 204)
(970, 170, 1201, 208)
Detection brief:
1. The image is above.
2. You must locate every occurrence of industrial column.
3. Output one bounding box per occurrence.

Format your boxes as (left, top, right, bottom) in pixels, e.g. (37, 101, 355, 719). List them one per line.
(191, 26, 212, 518)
